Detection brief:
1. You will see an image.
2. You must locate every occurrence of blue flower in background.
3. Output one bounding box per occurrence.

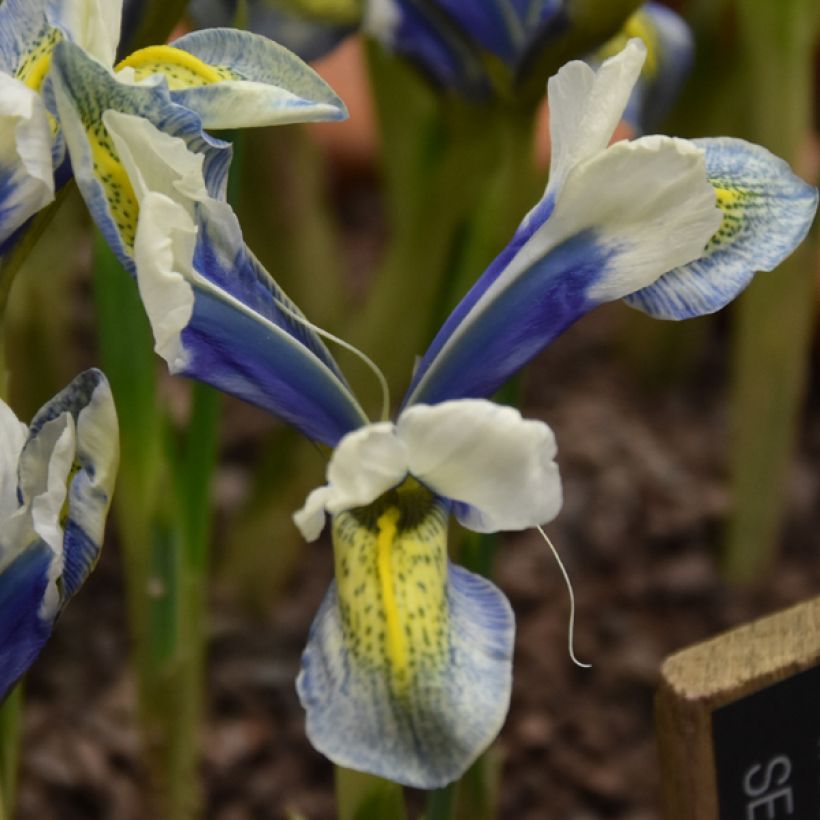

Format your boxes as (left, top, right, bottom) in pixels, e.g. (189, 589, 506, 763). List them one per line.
(54, 38, 818, 787)
(0, 369, 118, 702)
(0, 0, 347, 259)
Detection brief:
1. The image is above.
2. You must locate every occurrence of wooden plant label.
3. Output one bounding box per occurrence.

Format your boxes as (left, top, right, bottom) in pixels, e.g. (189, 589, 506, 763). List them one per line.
(655, 596, 820, 819)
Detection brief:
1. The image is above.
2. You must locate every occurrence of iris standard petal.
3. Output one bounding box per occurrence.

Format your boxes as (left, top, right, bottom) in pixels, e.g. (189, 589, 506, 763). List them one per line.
(625, 137, 819, 319)
(134, 191, 368, 446)
(294, 423, 408, 539)
(0, 73, 54, 248)
(405, 135, 720, 406)
(49, 40, 231, 269)
(297, 491, 514, 788)
(46, 0, 123, 66)
(398, 400, 562, 532)
(0, 400, 27, 522)
(126, 28, 347, 129)
(546, 38, 646, 201)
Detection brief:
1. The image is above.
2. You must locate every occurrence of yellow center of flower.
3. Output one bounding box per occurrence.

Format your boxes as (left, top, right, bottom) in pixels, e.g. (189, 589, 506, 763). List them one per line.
(116, 45, 238, 89)
(332, 479, 449, 697)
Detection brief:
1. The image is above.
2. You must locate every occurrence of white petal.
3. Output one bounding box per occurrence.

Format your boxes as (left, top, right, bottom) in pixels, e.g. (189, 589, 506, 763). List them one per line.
(133, 192, 197, 371)
(49, 0, 123, 66)
(545, 135, 721, 302)
(397, 400, 563, 532)
(324, 422, 408, 513)
(0, 401, 27, 524)
(546, 37, 646, 200)
(0, 74, 54, 245)
(293, 485, 333, 542)
(102, 109, 209, 211)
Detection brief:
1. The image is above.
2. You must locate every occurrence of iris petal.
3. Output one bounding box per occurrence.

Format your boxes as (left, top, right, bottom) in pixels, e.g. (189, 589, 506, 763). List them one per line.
(49, 40, 230, 269)
(404, 135, 719, 406)
(297, 495, 514, 788)
(162, 28, 348, 129)
(624, 137, 819, 319)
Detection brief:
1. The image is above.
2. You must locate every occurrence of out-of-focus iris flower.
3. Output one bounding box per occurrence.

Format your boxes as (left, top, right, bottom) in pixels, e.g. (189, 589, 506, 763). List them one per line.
(60, 38, 816, 787)
(188, 0, 685, 106)
(0, 0, 346, 258)
(0, 369, 118, 702)
(593, 2, 693, 133)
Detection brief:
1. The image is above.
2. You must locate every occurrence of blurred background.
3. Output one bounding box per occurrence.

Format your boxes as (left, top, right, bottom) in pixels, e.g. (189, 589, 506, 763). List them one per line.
(2, 0, 818, 817)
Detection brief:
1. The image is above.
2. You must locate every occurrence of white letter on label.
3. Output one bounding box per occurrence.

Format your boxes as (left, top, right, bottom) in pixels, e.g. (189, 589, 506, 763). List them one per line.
(742, 755, 794, 819)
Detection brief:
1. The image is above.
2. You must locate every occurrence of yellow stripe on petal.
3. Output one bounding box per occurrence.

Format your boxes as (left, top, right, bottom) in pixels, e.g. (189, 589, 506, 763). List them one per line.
(332, 479, 449, 698)
(116, 45, 240, 90)
(598, 10, 659, 77)
(16, 28, 63, 91)
(86, 119, 139, 250)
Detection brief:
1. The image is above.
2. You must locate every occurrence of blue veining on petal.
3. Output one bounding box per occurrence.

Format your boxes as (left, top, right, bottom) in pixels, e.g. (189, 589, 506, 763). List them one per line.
(405, 227, 610, 407)
(178, 284, 366, 446)
(296, 562, 514, 789)
(625, 137, 819, 320)
(0, 541, 53, 702)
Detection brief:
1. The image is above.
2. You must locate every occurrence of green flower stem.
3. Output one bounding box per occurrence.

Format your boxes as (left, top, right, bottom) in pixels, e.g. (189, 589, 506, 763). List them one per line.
(723, 0, 819, 583)
(93, 233, 218, 819)
(335, 766, 407, 820)
(424, 783, 456, 820)
(0, 686, 21, 820)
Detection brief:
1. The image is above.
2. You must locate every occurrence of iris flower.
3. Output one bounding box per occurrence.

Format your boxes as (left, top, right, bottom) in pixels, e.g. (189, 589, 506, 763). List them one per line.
(189, 0, 689, 112)
(0, 369, 118, 701)
(54, 38, 817, 787)
(0, 0, 346, 256)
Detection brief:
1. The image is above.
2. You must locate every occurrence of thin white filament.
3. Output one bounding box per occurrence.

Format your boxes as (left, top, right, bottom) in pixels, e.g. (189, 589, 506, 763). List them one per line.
(536, 526, 592, 669)
(272, 297, 391, 423)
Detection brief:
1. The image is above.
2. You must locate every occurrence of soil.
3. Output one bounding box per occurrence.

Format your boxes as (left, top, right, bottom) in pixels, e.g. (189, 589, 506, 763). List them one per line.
(14, 290, 820, 819)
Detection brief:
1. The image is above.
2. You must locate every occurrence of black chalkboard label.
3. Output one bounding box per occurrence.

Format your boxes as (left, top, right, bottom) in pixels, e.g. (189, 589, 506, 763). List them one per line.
(712, 664, 820, 819)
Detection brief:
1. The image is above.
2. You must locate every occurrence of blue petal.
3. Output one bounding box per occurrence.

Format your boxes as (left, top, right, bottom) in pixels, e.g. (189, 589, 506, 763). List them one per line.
(165, 28, 348, 128)
(625, 138, 819, 320)
(49, 40, 231, 271)
(372, 0, 491, 98)
(0, 541, 53, 702)
(297, 500, 514, 788)
(135, 190, 367, 446)
(405, 231, 611, 406)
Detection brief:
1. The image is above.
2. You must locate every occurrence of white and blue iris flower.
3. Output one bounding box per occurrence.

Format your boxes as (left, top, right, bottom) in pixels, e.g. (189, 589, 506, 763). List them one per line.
(0, 369, 118, 702)
(73, 38, 816, 788)
(0, 0, 346, 259)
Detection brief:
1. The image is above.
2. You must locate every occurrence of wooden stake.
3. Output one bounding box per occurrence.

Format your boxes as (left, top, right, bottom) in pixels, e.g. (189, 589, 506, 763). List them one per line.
(655, 597, 820, 819)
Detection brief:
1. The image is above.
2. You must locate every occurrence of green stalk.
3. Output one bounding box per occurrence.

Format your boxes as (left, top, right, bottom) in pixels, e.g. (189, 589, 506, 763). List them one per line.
(335, 767, 407, 820)
(723, 0, 818, 582)
(0, 687, 21, 820)
(93, 232, 218, 819)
